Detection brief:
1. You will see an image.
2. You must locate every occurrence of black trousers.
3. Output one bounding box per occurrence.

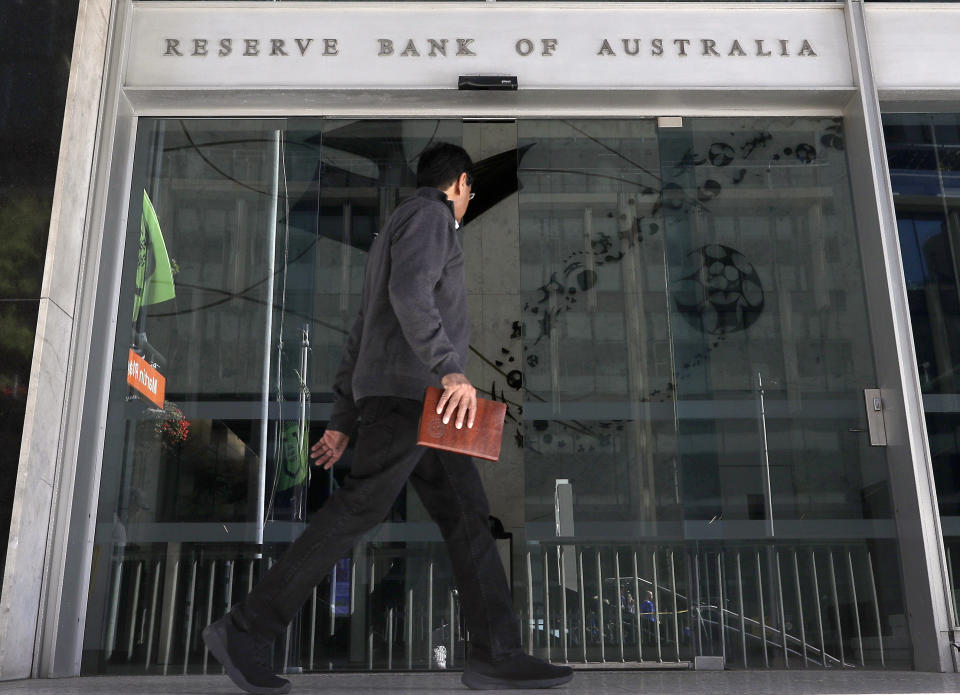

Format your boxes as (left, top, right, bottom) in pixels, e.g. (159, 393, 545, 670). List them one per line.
(233, 396, 523, 661)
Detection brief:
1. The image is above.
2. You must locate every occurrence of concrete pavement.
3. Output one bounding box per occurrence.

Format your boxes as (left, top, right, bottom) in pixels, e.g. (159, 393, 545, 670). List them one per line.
(1, 670, 960, 694)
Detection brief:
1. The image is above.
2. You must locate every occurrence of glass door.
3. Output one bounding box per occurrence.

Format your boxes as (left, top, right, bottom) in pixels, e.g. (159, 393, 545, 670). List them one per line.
(514, 118, 906, 668)
(83, 116, 909, 675)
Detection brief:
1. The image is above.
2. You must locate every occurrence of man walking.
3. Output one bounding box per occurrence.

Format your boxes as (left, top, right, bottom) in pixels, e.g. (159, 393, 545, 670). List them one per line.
(203, 143, 574, 693)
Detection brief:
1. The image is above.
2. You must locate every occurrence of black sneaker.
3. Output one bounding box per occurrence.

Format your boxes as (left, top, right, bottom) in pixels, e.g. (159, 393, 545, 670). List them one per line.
(461, 652, 574, 690)
(202, 614, 291, 695)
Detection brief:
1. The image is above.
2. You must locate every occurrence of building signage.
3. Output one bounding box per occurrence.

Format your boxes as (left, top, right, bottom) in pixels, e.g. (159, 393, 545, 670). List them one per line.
(125, 3, 853, 90)
(127, 349, 166, 409)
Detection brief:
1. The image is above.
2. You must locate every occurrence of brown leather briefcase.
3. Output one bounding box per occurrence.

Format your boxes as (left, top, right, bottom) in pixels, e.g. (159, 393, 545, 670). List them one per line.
(417, 386, 507, 461)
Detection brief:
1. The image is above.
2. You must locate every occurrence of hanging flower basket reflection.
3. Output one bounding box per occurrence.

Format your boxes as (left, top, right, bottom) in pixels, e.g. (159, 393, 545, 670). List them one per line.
(152, 401, 190, 450)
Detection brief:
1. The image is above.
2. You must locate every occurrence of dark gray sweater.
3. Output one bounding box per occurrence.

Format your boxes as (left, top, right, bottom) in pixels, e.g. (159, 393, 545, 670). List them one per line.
(328, 187, 469, 434)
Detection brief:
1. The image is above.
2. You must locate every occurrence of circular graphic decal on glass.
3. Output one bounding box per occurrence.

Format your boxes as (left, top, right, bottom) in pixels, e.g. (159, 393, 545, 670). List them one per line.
(673, 244, 764, 335)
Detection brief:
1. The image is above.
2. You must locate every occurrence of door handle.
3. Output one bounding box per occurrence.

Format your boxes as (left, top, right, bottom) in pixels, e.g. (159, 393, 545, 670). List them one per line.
(863, 389, 887, 446)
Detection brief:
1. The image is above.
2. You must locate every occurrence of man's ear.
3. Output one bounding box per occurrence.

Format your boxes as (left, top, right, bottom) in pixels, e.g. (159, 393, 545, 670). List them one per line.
(456, 171, 469, 194)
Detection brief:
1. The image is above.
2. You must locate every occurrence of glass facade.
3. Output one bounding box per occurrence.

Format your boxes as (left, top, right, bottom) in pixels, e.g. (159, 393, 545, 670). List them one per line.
(885, 113, 960, 629)
(83, 115, 910, 674)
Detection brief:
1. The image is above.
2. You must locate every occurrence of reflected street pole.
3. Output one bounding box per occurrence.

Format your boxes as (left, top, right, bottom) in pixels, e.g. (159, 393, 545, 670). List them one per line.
(757, 371, 782, 656)
(756, 371, 775, 538)
(298, 323, 311, 521)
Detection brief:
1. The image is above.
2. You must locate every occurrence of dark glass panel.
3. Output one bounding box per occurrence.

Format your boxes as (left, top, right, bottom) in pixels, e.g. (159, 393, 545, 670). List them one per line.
(885, 112, 960, 629)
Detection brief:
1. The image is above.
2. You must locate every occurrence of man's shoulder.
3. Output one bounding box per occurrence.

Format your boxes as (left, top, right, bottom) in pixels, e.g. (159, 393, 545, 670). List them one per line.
(399, 191, 451, 216)
(387, 192, 454, 235)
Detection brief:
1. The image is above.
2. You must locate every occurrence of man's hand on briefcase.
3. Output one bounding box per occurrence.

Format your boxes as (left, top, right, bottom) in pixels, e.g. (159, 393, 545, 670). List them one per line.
(438, 372, 477, 430)
(310, 429, 350, 470)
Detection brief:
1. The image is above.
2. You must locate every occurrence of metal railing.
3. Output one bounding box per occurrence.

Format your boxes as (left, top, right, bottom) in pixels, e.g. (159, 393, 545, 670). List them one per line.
(520, 542, 894, 669)
(94, 539, 901, 674)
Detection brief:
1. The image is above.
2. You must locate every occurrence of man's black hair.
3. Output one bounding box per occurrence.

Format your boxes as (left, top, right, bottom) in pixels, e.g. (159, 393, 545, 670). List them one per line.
(416, 142, 473, 190)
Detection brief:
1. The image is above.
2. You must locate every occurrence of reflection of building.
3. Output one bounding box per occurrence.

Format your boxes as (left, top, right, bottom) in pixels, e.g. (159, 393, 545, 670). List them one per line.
(8, 0, 960, 683)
